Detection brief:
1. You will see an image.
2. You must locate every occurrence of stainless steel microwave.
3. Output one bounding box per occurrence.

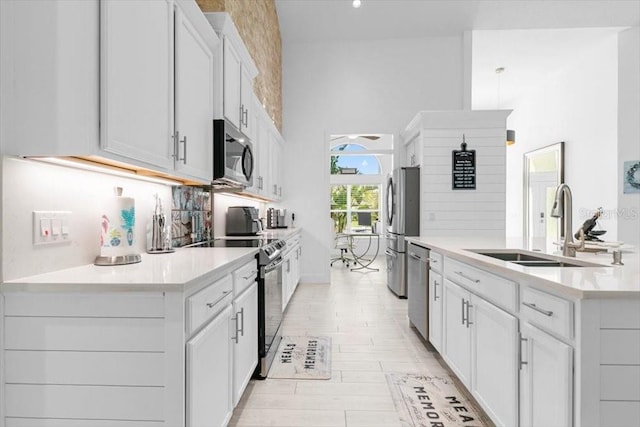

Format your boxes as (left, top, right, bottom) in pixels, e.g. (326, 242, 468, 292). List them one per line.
(213, 119, 254, 189)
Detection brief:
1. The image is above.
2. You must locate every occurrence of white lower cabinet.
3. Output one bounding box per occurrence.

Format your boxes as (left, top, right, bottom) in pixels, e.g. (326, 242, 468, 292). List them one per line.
(443, 279, 472, 386)
(1, 255, 262, 427)
(232, 282, 258, 407)
(186, 305, 233, 427)
(471, 295, 519, 427)
(520, 322, 573, 427)
(443, 278, 519, 427)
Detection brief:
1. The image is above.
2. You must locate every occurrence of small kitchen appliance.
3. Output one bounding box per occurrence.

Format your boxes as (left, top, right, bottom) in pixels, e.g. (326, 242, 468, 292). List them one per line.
(226, 206, 263, 236)
(266, 208, 289, 229)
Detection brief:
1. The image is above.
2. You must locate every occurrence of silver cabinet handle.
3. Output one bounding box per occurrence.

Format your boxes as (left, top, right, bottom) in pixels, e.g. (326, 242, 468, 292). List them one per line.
(206, 290, 231, 308)
(243, 108, 249, 128)
(519, 336, 528, 369)
(466, 301, 473, 328)
(239, 307, 245, 337)
(243, 270, 258, 280)
(454, 271, 480, 283)
(433, 280, 439, 301)
(429, 258, 439, 265)
(231, 312, 240, 344)
(461, 299, 467, 325)
(181, 135, 187, 164)
(522, 301, 553, 317)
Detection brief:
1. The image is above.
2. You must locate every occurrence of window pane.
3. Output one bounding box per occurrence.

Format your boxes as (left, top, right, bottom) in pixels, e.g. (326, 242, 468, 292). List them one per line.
(330, 185, 347, 210)
(350, 185, 379, 210)
(331, 212, 348, 233)
(331, 155, 381, 175)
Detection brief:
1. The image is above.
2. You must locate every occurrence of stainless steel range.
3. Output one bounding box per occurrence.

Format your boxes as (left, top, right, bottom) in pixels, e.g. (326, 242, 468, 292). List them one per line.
(204, 237, 286, 379)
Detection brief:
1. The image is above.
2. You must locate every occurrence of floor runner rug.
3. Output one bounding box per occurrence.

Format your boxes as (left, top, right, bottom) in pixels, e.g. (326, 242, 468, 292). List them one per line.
(386, 372, 489, 427)
(268, 336, 331, 379)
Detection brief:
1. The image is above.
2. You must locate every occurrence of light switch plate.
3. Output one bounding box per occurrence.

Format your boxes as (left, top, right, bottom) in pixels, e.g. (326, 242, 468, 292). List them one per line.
(33, 211, 72, 245)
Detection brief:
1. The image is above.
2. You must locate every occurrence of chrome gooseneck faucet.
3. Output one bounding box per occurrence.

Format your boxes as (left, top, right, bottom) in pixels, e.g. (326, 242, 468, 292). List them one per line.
(550, 183, 584, 257)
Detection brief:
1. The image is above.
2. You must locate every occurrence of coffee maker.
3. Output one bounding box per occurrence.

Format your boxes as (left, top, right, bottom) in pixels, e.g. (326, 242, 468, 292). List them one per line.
(226, 207, 263, 236)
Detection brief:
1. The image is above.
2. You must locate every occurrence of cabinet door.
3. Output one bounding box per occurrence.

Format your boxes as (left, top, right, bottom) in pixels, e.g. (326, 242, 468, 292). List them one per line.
(186, 305, 232, 427)
(101, 0, 173, 170)
(174, 7, 214, 181)
(520, 322, 573, 427)
(223, 39, 242, 129)
(240, 70, 255, 140)
(442, 279, 471, 387)
(428, 271, 443, 352)
(232, 282, 258, 407)
(282, 253, 293, 310)
(471, 295, 519, 427)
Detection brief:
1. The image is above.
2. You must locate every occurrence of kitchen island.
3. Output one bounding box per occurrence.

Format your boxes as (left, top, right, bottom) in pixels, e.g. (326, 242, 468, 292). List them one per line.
(0, 247, 260, 427)
(406, 236, 640, 427)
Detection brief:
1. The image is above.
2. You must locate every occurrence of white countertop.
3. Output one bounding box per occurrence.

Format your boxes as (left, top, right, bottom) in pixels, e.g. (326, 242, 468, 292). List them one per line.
(406, 236, 640, 299)
(1, 247, 258, 293)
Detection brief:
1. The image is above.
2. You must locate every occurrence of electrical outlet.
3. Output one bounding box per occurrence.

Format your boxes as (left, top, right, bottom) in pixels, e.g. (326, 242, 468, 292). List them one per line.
(33, 211, 72, 245)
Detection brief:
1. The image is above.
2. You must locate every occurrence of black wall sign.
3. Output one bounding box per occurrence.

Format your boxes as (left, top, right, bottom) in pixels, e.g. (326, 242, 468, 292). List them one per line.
(452, 140, 476, 190)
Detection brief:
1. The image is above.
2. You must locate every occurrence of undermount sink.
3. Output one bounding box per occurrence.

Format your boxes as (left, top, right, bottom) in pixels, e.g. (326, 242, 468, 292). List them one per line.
(468, 250, 604, 268)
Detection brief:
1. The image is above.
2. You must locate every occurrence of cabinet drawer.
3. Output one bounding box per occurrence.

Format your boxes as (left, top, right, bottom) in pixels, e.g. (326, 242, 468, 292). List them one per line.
(445, 257, 517, 312)
(521, 286, 573, 340)
(233, 259, 258, 296)
(429, 251, 443, 273)
(187, 275, 233, 335)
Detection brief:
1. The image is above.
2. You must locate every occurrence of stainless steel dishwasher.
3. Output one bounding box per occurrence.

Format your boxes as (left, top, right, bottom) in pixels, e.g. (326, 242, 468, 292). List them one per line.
(407, 243, 429, 340)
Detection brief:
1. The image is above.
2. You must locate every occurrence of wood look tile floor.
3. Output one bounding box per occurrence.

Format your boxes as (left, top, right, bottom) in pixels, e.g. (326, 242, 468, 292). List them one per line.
(230, 259, 489, 427)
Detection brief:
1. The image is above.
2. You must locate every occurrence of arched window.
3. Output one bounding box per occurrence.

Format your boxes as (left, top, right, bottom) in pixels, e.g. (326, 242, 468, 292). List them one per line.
(330, 143, 381, 175)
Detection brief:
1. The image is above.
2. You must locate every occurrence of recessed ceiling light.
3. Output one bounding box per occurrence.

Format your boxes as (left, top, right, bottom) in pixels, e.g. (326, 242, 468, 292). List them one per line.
(352, 0, 362, 9)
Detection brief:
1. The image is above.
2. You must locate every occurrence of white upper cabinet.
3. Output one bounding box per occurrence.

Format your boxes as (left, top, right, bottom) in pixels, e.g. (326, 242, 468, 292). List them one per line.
(174, 4, 215, 181)
(223, 40, 243, 130)
(1, 0, 100, 156)
(1, 0, 219, 184)
(101, 0, 175, 171)
(204, 13, 258, 140)
(240, 68, 256, 141)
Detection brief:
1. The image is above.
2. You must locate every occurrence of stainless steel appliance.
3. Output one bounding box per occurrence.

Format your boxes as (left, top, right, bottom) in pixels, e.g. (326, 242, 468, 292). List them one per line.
(407, 243, 429, 339)
(266, 208, 289, 229)
(191, 237, 286, 379)
(213, 119, 254, 189)
(385, 166, 420, 297)
(225, 206, 263, 236)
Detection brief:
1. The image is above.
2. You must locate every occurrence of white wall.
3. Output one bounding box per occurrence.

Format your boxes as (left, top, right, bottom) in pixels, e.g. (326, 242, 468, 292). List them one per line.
(282, 36, 465, 283)
(617, 27, 640, 246)
(1, 157, 172, 281)
(505, 33, 620, 244)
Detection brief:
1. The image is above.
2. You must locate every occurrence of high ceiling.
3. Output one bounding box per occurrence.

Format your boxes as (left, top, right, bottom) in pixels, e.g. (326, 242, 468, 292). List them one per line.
(275, 0, 639, 43)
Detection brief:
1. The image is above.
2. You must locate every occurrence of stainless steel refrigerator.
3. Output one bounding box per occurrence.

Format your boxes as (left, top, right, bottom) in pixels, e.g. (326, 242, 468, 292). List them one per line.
(385, 167, 420, 297)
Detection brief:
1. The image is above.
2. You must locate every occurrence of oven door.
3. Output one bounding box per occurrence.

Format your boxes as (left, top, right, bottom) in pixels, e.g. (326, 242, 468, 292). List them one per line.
(257, 255, 284, 378)
(213, 119, 254, 188)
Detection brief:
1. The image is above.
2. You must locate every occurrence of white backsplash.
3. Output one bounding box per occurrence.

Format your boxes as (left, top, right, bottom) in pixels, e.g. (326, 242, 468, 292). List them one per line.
(1, 156, 172, 281)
